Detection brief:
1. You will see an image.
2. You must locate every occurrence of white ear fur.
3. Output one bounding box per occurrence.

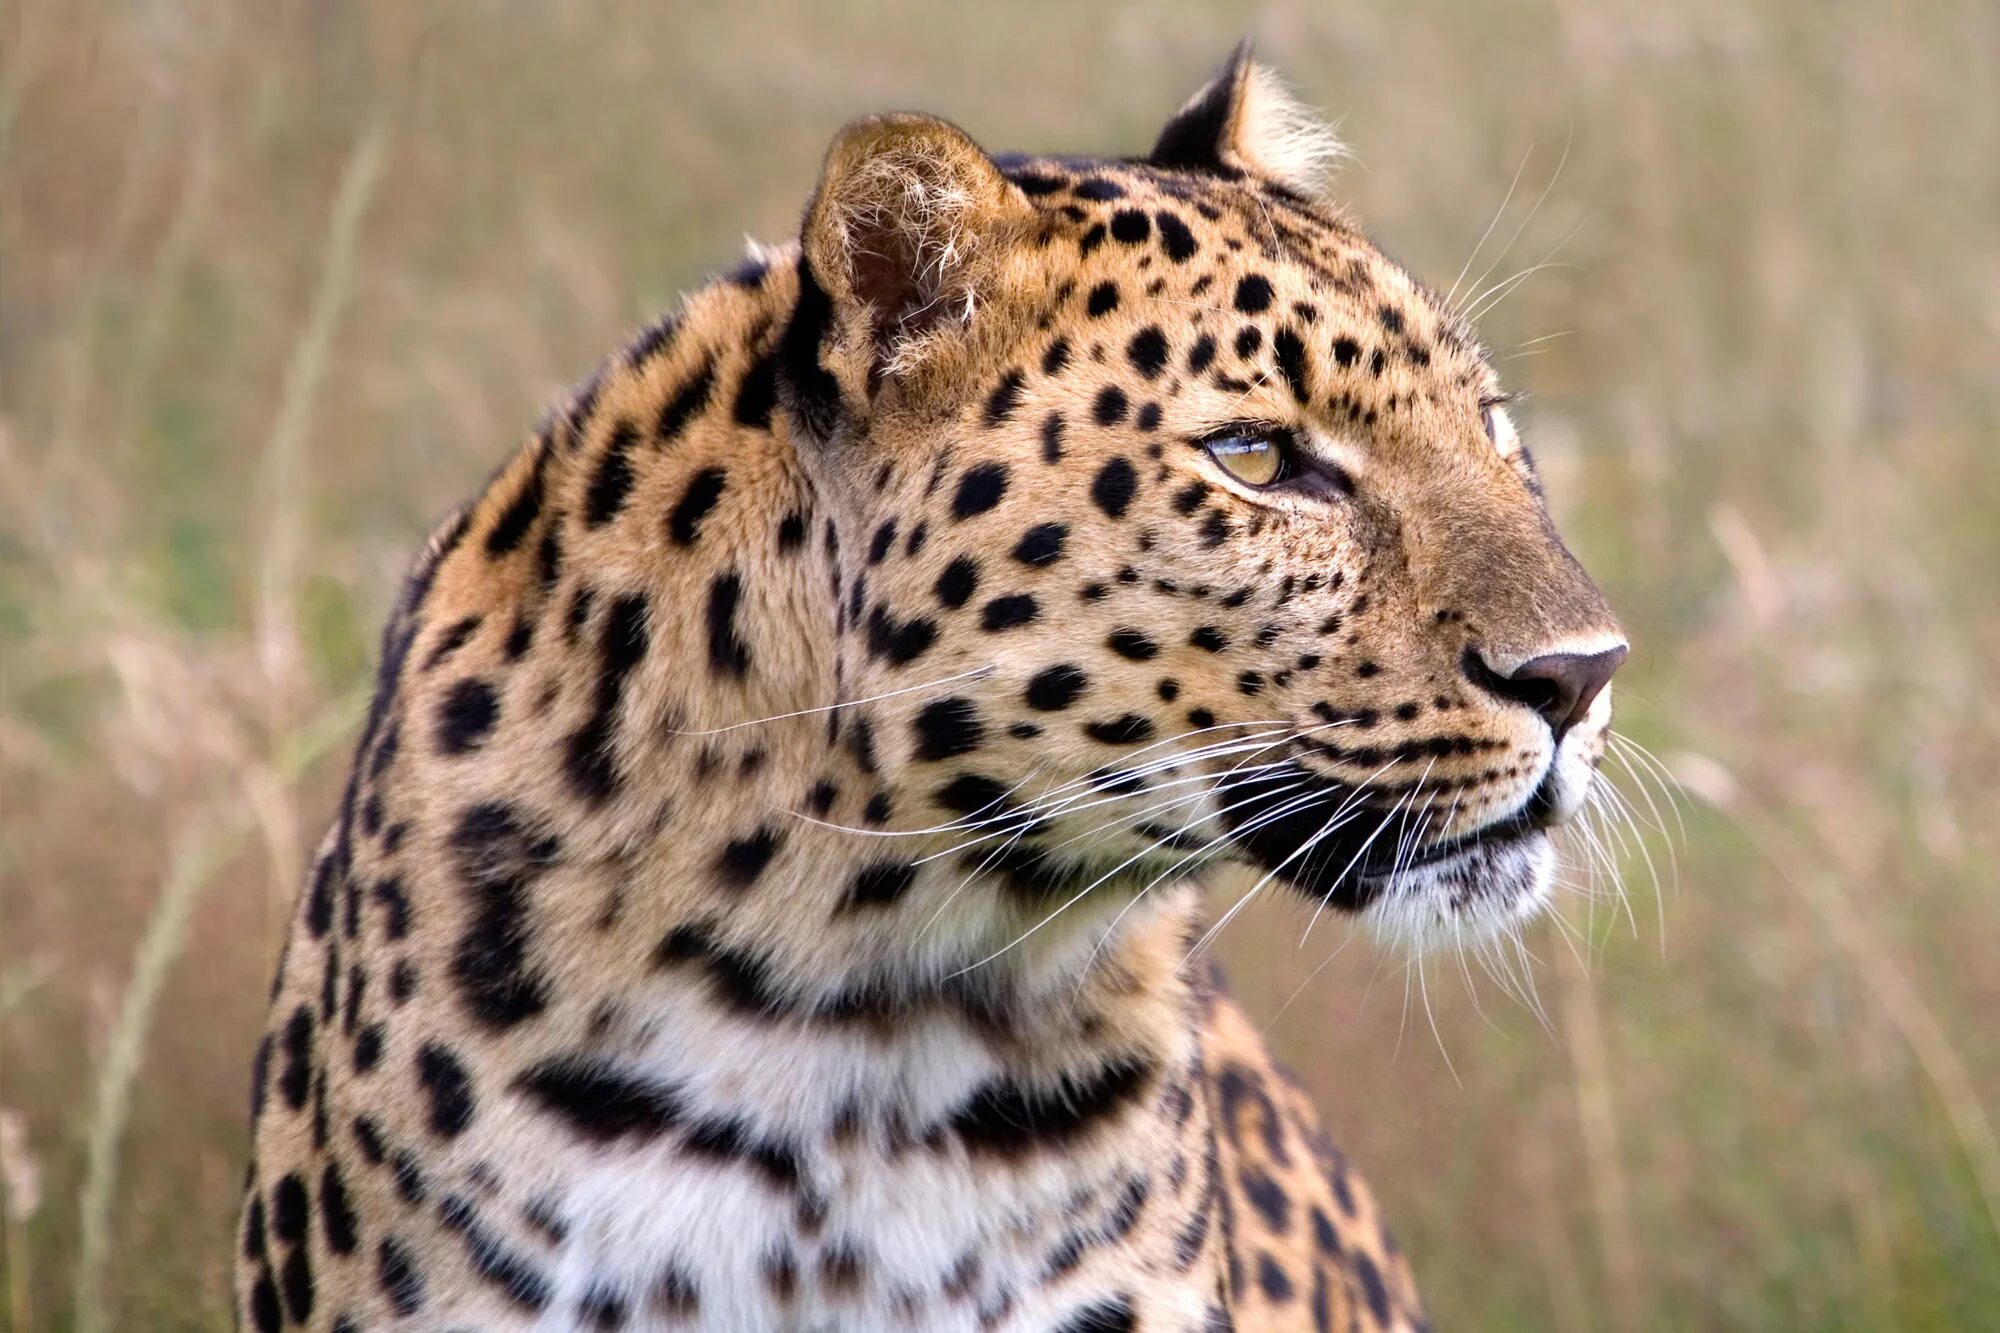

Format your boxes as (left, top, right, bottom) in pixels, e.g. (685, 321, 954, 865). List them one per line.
(1151, 42, 1347, 197)
(802, 114, 1026, 374)
(1231, 62, 1348, 195)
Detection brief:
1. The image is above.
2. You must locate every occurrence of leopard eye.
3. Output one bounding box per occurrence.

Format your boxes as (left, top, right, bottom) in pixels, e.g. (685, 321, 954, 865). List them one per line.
(1205, 434, 1292, 488)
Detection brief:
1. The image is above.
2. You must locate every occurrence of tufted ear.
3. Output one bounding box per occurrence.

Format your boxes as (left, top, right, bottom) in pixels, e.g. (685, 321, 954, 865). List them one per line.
(792, 112, 1030, 424)
(1149, 39, 1345, 195)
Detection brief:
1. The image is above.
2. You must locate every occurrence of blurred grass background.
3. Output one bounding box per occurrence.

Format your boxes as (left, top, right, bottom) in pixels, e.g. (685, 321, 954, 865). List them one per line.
(4, 1, 1998, 1329)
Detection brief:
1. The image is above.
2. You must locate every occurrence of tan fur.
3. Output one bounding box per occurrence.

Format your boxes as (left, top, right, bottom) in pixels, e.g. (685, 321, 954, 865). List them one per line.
(235, 52, 1621, 1333)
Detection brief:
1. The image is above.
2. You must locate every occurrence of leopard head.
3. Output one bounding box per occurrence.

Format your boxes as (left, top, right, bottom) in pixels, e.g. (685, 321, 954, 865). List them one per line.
(776, 43, 1626, 954)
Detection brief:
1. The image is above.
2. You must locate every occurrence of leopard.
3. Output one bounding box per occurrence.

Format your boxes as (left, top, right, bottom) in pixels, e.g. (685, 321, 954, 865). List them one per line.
(236, 42, 1627, 1332)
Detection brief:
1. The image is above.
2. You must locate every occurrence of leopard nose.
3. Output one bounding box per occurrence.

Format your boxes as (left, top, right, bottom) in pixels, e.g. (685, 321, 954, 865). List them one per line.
(1465, 644, 1629, 742)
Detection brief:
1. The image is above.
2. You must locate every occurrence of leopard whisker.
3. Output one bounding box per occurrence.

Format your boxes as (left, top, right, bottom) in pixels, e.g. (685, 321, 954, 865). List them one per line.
(670, 662, 998, 735)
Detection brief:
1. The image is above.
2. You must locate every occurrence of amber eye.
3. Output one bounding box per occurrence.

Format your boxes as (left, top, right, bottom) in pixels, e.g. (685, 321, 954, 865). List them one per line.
(1205, 434, 1292, 488)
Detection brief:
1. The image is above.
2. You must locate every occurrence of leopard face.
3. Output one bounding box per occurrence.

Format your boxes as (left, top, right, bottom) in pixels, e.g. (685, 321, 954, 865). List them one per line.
(780, 62, 1625, 957)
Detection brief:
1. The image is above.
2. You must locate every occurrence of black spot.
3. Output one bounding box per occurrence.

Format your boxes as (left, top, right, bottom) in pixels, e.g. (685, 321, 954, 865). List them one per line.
(378, 1237, 426, 1315)
(867, 519, 899, 565)
(683, 1116, 804, 1191)
(846, 861, 919, 910)
(716, 825, 784, 889)
(1173, 481, 1211, 515)
(516, 1056, 683, 1140)
(273, 1172, 310, 1242)
(1234, 275, 1274, 314)
(1093, 386, 1129, 427)
(1074, 177, 1126, 201)
(981, 594, 1041, 631)
(417, 1042, 476, 1137)
(1091, 458, 1138, 518)
(280, 1005, 313, 1110)
(1136, 402, 1161, 431)
(485, 457, 545, 557)
(353, 1023, 384, 1073)
(436, 678, 499, 755)
(668, 467, 729, 546)
(733, 351, 779, 428)
(1332, 336, 1361, 368)
(1187, 334, 1217, 375)
(706, 572, 752, 678)
(249, 1270, 282, 1333)
(320, 1161, 358, 1255)
(913, 697, 984, 761)
(1109, 209, 1151, 244)
(1273, 328, 1311, 402)
(658, 360, 717, 441)
(1086, 282, 1120, 318)
(1012, 523, 1068, 566)
(581, 1286, 629, 1331)
(281, 1244, 315, 1322)
(952, 463, 1010, 520)
(866, 605, 938, 665)
(1378, 304, 1406, 334)
(584, 420, 641, 526)
(776, 257, 842, 440)
(565, 591, 651, 802)
(626, 313, 677, 368)
(935, 557, 980, 608)
(933, 773, 1015, 818)
(1041, 412, 1067, 462)
(1126, 328, 1169, 380)
(1011, 170, 1066, 195)
(1085, 714, 1156, 745)
(447, 802, 554, 1030)
(1108, 628, 1159, 661)
(1190, 625, 1229, 652)
(1155, 211, 1199, 261)
(1026, 664, 1088, 711)
(983, 370, 1026, 426)
(949, 1057, 1153, 1155)
(1042, 339, 1072, 376)
(1258, 1252, 1295, 1302)
(1056, 1294, 1137, 1333)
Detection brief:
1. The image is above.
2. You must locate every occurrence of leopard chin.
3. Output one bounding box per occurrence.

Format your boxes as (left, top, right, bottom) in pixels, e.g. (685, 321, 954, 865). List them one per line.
(1358, 829, 1556, 955)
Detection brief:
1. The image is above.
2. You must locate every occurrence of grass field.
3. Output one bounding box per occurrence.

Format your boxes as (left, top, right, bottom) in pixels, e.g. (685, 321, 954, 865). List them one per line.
(4, 2, 1999, 1328)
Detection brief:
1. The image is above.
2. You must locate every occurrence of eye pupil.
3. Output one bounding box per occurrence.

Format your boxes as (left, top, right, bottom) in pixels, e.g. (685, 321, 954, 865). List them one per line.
(1207, 435, 1287, 487)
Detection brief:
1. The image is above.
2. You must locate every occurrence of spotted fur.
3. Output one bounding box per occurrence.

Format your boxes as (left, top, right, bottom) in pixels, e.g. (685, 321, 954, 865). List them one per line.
(237, 43, 1624, 1332)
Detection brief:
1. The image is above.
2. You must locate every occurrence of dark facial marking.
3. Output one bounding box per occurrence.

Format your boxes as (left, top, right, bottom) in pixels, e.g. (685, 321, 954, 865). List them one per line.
(983, 370, 1026, 426)
(1026, 664, 1089, 711)
(1012, 522, 1069, 566)
(1109, 209, 1151, 244)
(1126, 328, 1169, 379)
(981, 594, 1041, 631)
(1107, 628, 1158, 661)
(1091, 457, 1138, 518)
(935, 557, 980, 608)
(913, 697, 985, 761)
(716, 825, 784, 889)
(952, 463, 1010, 520)
(1093, 386, 1129, 426)
(1234, 275, 1275, 314)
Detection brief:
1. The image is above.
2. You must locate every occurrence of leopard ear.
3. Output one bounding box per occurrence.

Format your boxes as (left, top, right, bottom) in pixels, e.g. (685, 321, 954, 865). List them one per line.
(1149, 39, 1345, 195)
(794, 113, 1029, 413)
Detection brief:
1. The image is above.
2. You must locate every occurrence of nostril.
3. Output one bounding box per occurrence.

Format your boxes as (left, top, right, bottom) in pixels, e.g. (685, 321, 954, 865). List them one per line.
(1463, 644, 1629, 741)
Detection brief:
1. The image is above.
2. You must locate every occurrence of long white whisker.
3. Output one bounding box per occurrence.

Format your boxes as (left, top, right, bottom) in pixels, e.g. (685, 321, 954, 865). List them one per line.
(671, 663, 998, 735)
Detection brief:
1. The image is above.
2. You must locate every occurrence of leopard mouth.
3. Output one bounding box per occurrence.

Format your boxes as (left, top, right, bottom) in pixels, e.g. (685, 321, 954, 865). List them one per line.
(1213, 760, 1555, 911)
